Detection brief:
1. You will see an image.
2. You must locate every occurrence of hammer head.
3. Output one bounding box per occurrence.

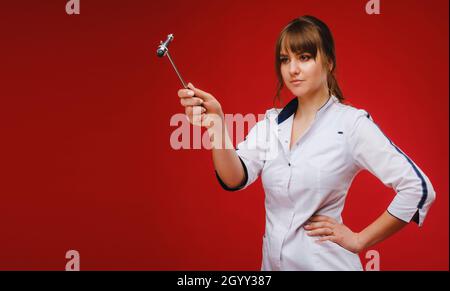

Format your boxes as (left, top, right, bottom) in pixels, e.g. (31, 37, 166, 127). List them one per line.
(156, 34, 174, 57)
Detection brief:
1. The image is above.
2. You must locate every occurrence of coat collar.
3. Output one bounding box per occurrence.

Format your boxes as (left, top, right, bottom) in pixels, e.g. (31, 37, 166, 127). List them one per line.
(276, 95, 337, 125)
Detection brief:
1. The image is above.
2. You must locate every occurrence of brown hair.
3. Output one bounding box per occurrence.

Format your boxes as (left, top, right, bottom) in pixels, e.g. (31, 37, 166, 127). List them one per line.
(274, 15, 344, 107)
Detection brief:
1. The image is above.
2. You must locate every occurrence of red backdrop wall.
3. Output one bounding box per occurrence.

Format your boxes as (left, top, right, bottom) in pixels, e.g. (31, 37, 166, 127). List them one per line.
(0, 0, 447, 270)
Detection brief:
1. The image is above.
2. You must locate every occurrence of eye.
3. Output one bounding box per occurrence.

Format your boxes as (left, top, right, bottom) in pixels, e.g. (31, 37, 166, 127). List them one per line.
(299, 54, 311, 61)
(280, 56, 289, 64)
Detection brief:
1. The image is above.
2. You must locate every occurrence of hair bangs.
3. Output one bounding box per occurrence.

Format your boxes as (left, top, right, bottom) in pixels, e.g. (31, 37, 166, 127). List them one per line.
(280, 25, 321, 60)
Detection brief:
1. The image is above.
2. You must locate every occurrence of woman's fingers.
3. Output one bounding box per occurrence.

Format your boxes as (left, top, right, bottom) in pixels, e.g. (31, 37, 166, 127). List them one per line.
(304, 221, 333, 230)
(305, 220, 334, 236)
(178, 83, 222, 127)
(187, 83, 214, 101)
(178, 83, 212, 101)
(185, 106, 206, 116)
(180, 97, 203, 107)
(306, 228, 334, 236)
(305, 216, 337, 237)
(305, 216, 341, 239)
(185, 106, 206, 125)
(178, 88, 195, 98)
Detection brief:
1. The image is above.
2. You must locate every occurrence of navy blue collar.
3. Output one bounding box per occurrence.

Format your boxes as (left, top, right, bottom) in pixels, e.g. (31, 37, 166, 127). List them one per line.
(276, 98, 298, 124)
(276, 95, 333, 124)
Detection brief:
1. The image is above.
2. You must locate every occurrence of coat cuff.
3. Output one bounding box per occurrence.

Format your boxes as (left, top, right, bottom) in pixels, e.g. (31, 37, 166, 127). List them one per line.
(387, 197, 428, 227)
(215, 156, 249, 191)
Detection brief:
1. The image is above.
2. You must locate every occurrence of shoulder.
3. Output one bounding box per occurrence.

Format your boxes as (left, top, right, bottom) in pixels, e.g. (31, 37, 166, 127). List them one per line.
(264, 107, 282, 119)
(241, 107, 282, 142)
(334, 101, 373, 128)
(250, 107, 280, 130)
(240, 108, 276, 141)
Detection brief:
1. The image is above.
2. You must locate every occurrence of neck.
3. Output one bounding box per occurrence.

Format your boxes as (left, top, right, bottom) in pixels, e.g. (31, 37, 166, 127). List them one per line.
(295, 86, 330, 120)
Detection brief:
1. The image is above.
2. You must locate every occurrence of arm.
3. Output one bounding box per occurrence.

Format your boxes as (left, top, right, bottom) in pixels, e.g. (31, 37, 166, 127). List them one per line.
(210, 122, 247, 189)
(306, 109, 436, 253)
(357, 211, 407, 250)
(178, 83, 246, 189)
(305, 211, 407, 254)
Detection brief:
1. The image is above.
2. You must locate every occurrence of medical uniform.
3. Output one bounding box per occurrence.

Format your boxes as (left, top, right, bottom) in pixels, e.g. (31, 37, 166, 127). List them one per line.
(215, 95, 436, 271)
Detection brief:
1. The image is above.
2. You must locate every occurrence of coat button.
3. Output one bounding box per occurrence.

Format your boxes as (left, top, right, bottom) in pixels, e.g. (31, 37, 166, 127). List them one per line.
(288, 163, 291, 167)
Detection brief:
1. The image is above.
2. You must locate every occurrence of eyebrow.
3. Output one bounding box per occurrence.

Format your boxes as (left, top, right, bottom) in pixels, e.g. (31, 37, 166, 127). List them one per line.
(279, 52, 311, 57)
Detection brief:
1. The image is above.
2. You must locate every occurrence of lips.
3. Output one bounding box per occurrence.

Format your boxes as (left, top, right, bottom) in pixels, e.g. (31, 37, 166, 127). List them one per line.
(290, 79, 304, 84)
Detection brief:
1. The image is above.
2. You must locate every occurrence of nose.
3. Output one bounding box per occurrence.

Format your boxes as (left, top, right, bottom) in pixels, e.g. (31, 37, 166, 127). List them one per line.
(289, 59, 300, 75)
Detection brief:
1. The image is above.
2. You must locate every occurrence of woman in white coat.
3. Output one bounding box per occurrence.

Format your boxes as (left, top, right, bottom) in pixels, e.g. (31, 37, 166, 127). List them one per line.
(177, 15, 436, 271)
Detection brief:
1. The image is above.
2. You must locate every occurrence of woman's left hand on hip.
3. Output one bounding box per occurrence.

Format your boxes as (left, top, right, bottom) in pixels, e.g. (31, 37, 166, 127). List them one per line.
(304, 215, 364, 254)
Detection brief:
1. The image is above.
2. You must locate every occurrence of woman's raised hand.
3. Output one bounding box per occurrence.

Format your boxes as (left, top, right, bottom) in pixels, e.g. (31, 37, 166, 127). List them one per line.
(177, 83, 224, 128)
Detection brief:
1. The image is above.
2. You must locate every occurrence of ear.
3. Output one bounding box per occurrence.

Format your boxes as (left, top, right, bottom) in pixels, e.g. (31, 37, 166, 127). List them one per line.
(328, 61, 334, 72)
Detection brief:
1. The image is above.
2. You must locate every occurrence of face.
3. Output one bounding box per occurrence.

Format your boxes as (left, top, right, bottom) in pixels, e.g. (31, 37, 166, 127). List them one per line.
(280, 47, 330, 98)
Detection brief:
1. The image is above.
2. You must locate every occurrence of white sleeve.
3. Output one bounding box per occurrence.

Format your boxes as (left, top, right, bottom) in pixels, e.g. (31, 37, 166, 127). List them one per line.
(347, 109, 436, 227)
(215, 121, 267, 192)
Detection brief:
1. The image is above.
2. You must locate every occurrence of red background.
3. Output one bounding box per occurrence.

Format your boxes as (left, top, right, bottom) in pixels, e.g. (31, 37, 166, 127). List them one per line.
(0, 0, 448, 270)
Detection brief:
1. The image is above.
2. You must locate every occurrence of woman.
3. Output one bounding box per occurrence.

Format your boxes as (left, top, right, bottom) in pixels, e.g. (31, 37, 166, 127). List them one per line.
(177, 15, 436, 271)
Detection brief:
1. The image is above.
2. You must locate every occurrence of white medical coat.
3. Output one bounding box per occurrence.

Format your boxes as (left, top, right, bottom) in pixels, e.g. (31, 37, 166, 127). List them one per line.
(215, 95, 436, 271)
